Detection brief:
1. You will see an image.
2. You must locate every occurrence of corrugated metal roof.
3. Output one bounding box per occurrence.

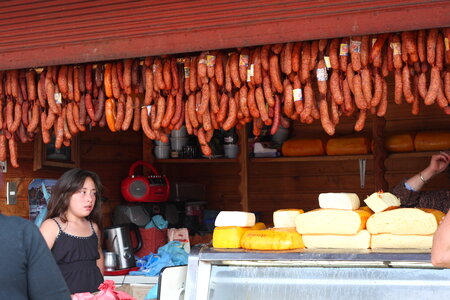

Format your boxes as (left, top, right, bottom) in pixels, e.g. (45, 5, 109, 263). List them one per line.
(0, 0, 449, 69)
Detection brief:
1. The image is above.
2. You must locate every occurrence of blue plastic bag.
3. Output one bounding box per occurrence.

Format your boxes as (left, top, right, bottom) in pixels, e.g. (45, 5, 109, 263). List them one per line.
(129, 241, 188, 277)
(144, 214, 168, 229)
(34, 182, 51, 228)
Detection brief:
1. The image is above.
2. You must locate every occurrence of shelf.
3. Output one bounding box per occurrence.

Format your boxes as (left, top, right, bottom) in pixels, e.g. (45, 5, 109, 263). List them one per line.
(387, 151, 439, 159)
(250, 154, 373, 163)
(155, 158, 239, 163)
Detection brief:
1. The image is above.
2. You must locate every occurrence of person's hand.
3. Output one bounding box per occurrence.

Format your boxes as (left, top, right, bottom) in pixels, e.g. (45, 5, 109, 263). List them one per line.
(427, 151, 450, 176)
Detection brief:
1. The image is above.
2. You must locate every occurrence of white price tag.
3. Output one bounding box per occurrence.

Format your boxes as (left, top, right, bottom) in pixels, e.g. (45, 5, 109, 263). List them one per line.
(54, 93, 62, 104)
(293, 88, 303, 101)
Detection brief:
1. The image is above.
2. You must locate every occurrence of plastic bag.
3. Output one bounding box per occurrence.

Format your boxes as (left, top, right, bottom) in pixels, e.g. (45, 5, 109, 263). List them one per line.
(71, 280, 136, 300)
(130, 241, 188, 276)
(144, 214, 168, 229)
(34, 182, 51, 228)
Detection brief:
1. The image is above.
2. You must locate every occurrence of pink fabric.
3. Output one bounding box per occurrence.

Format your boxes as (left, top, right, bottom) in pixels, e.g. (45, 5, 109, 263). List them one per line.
(71, 280, 136, 300)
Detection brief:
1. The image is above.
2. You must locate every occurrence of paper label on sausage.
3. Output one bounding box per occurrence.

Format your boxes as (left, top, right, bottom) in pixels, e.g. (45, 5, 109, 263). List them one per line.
(184, 67, 190, 78)
(445, 38, 449, 51)
(316, 68, 328, 81)
(339, 43, 349, 56)
(206, 55, 216, 67)
(390, 42, 401, 55)
(247, 65, 254, 82)
(239, 55, 249, 67)
(293, 88, 303, 101)
(198, 58, 207, 65)
(54, 93, 62, 104)
(146, 105, 152, 116)
(350, 40, 362, 53)
(324, 56, 331, 69)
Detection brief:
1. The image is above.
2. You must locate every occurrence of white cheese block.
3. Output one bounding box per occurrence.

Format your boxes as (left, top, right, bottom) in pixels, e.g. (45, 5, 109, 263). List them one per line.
(363, 191, 400, 213)
(303, 230, 371, 249)
(318, 193, 360, 210)
(371, 234, 433, 250)
(273, 209, 304, 228)
(366, 208, 441, 235)
(295, 209, 372, 235)
(214, 211, 256, 227)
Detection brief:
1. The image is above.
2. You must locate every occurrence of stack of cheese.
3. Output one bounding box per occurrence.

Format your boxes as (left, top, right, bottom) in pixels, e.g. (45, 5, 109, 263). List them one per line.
(364, 191, 445, 249)
(240, 209, 305, 250)
(212, 211, 266, 248)
(296, 193, 372, 249)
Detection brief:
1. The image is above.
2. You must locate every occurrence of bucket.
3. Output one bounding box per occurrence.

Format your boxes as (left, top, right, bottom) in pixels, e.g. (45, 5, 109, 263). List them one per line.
(154, 145, 170, 159)
(224, 144, 239, 158)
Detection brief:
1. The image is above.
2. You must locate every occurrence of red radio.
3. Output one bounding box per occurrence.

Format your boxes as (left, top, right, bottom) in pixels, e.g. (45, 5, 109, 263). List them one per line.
(121, 161, 170, 203)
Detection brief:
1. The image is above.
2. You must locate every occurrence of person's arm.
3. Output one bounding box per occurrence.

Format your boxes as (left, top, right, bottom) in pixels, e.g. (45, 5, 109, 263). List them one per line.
(93, 223, 104, 275)
(25, 221, 71, 299)
(39, 218, 59, 249)
(432, 211, 450, 267)
(405, 151, 450, 192)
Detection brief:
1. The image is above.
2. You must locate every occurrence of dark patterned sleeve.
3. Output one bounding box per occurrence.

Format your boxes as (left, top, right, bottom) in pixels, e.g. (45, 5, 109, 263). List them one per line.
(391, 180, 450, 213)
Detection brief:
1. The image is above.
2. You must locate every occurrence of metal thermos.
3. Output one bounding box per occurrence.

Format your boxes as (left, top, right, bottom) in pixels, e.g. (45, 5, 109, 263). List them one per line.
(104, 224, 142, 269)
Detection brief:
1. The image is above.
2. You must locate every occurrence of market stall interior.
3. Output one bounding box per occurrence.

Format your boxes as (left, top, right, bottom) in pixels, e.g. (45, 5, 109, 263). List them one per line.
(0, 1, 449, 298)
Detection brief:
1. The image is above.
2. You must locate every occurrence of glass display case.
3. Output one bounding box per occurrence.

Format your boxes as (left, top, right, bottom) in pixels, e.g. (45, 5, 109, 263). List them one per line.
(185, 246, 450, 300)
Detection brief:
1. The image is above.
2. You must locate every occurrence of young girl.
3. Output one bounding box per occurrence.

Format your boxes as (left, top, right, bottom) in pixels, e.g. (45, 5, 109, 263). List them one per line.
(40, 168, 104, 294)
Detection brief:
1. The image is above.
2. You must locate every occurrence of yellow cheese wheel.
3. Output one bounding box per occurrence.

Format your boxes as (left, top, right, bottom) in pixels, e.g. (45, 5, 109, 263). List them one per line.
(281, 138, 325, 157)
(241, 228, 305, 250)
(212, 222, 266, 249)
(326, 137, 371, 155)
(384, 133, 415, 153)
(414, 131, 450, 151)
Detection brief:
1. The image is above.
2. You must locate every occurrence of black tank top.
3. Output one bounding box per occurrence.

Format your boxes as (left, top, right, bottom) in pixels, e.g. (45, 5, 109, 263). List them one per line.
(51, 219, 103, 294)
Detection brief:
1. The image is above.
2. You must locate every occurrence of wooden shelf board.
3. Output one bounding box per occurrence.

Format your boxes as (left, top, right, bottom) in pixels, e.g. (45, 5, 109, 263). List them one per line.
(387, 151, 440, 159)
(155, 158, 239, 163)
(250, 154, 374, 163)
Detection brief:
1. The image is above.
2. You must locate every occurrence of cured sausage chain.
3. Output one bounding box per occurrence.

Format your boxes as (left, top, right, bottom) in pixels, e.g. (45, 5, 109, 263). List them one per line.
(0, 28, 449, 167)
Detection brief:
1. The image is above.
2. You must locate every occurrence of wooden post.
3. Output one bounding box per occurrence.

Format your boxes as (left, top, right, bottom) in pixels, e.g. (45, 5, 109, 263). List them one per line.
(237, 125, 249, 212)
(372, 116, 388, 191)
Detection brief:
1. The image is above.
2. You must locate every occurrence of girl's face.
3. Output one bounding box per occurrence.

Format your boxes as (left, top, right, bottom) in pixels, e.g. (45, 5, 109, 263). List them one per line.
(67, 177, 97, 219)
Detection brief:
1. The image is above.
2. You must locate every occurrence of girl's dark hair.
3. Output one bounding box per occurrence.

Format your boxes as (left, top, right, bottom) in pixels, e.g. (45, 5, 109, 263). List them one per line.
(46, 168, 103, 229)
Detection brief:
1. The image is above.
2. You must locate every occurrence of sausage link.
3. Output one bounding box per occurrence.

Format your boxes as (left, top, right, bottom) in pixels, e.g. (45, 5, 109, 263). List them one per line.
(394, 68, 403, 104)
(141, 106, 155, 139)
(354, 109, 367, 132)
(217, 93, 228, 123)
(215, 52, 225, 87)
(132, 96, 141, 132)
(300, 42, 311, 84)
(377, 79, 388, 117)
(247, 87, 260, 119)
(270, 95, 281, 135)
(427, 29, 438, 66)
(84, 64, 92, 93)
(352, 73, 367, 110)
(269, 54, 283, 93)
(67, 66, 74, 101)
(27, 101, 40, 133)
(283, 79, 294, 118)
(123, 59, 132, 94)
(8, 136, 19, 168)
(161, 94, 175, 128)
(26, 70, 36, 101)
(255, 86, 269, 122)
(119, 95, 133, 131)
(222, 96, 237, 131)
(424, 66, 440, 105)
(105, 98, 117, 132)
(319, 94, 335, 136)
(330, 69, 343, 105)
(114, 95, 125, 131)
(402, 64, 414, 103)
(57, 65, 68, 99)
(371, 70, 383, 107)
(111, 63, 121, 99)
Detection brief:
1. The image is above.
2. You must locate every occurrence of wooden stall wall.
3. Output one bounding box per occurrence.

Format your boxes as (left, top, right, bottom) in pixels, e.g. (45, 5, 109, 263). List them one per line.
(0, 127, 142, 228)
(156, 161, 242, 211)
